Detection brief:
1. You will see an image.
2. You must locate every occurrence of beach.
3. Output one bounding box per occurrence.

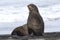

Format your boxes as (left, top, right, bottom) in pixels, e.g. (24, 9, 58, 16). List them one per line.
(0, 32, 60, 40)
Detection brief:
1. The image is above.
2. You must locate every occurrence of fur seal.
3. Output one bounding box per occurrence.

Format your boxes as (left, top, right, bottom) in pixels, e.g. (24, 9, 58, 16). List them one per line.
(11, 24, 29, 36)
(27, 4, 44, 36)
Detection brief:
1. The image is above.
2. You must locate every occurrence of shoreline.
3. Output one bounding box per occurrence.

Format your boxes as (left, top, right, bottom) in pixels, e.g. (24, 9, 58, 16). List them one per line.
(0, 32, 60, 39)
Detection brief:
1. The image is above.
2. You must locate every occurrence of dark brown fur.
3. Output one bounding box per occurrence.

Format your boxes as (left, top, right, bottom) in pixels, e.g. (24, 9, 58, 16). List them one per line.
(11, 24, 29, 36)
(27, 4, 44, 36)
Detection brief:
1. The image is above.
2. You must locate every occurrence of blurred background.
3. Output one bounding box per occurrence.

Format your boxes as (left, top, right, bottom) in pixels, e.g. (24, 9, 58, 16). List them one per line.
(0, 0, 60, 35)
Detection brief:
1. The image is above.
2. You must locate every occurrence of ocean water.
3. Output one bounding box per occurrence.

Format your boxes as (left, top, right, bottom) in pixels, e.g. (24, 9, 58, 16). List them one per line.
(0, 0, 60, 35)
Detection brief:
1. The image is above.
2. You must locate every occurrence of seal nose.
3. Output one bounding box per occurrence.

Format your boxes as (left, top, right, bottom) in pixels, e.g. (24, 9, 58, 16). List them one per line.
(28, 6, 32, 8)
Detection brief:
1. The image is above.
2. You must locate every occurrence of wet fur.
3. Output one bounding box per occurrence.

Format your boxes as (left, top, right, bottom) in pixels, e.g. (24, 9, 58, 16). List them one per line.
(27, 4, 44, 36)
